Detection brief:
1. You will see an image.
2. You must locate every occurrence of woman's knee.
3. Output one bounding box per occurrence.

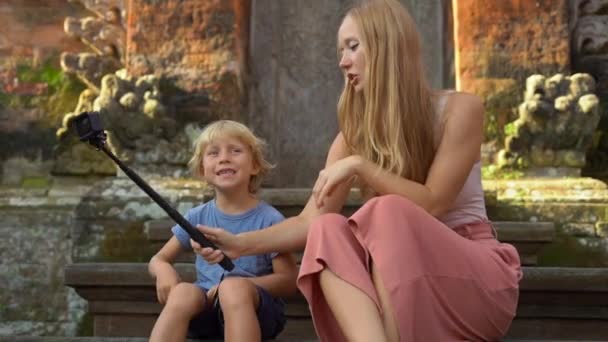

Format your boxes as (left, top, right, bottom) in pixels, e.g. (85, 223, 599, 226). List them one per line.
(366, 194, 417, 212)
(308, 213, 350, 239)
(218, 277, 258, 312)
(356, 194, 428, 239)
(165, 282, 205, 315)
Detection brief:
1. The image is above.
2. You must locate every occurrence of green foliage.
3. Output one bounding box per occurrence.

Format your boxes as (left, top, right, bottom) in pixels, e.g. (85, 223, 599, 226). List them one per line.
(503, 121, 516, 137)
(16, 60, 64, 93)
(4, 58, 85, 127)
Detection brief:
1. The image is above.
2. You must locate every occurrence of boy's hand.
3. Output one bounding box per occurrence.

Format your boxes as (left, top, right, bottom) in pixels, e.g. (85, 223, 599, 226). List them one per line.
(155, 269, 180, 304)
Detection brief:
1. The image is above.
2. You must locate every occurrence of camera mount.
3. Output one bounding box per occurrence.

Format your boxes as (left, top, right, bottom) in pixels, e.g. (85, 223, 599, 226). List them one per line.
(73, 111, 234, 271)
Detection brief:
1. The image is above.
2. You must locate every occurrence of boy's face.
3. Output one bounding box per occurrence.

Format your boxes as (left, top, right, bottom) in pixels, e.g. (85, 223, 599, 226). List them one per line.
(201, 136, 259, 194)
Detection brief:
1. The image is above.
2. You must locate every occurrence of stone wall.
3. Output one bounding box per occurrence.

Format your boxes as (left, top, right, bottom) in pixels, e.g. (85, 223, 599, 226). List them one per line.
(0, 184, 85, 336)
(0, 177, 209, 336)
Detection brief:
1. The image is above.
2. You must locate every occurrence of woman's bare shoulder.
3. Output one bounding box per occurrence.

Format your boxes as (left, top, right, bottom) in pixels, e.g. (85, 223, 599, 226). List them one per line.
(441, 90, 482, 106)
(441, 90, 484, 121)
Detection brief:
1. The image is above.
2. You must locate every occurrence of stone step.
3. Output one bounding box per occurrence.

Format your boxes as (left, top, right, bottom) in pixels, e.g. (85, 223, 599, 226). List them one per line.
(0, 338, 312, 342)
(64, 263, 608, 340)
(144, 218, 555, 266)
(0, 336, 596, 342)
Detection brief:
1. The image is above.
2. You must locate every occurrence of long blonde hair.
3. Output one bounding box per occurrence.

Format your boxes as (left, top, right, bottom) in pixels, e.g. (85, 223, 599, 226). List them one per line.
(338, 0, 435, 184)
(188, 120, 273, 193)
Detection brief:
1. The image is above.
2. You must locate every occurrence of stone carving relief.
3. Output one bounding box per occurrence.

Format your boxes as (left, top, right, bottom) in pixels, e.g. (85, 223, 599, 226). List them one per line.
(61, 0, 126, 91)
(570, 0, 608, 176)
(496, 73, 600, 176)
(54, 0, 190, 176)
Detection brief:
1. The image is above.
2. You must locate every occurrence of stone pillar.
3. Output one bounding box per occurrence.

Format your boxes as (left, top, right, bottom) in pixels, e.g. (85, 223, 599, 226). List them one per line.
(570, 0, 608, 178)
(125, 0, 247, 123)
(453, 0, 570, 163)
(249, 0, 447, 187)
(570, 0, 608, 99)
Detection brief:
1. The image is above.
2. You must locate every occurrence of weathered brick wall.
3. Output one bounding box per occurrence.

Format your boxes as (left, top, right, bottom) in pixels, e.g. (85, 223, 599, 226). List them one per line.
(0, 0, 86, 186)
(453, 0, 571, 163)
(0, 0, 83, 61)
(125, 0, 247, 124)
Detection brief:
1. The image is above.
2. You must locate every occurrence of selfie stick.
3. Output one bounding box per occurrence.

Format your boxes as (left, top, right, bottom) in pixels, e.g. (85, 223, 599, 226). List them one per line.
(74, 112, 234, 271)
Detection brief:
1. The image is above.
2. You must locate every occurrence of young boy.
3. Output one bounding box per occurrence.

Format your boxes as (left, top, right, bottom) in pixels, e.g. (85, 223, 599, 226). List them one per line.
(148, 120, 298, 342)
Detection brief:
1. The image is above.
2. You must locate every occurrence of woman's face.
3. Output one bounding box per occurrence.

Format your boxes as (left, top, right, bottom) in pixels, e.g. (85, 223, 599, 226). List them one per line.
(338, 15, 366, 92)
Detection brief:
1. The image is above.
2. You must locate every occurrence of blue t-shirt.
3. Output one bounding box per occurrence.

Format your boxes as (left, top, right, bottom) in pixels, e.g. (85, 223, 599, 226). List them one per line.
(171, 199, 284, 290)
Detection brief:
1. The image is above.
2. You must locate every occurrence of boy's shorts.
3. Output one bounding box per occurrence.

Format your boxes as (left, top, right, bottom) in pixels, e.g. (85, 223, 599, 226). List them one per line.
(187, 285, 286, 340)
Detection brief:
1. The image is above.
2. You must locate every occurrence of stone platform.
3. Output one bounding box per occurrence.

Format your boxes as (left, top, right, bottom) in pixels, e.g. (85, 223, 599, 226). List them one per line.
(1, 176, 608, 338)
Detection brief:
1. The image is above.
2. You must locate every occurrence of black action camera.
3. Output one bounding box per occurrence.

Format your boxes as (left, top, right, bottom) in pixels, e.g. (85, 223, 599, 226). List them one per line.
(71, 111, 234, 271)
(73, 111, 107, 148)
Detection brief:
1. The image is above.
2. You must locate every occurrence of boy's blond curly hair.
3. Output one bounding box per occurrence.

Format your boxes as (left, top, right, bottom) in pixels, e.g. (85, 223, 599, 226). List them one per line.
(188, 120, 273, 193)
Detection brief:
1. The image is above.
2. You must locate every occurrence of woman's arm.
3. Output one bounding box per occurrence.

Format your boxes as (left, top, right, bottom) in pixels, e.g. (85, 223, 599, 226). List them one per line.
(313, 92, 484, 217)
(196, 133, 353, 259)
(248, 252, 299, 298)
(355, 92, 484, 216)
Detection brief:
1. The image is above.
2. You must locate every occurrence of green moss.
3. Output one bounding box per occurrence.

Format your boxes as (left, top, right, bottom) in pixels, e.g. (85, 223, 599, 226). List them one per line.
(482, 165, 524, 180)
(102, 221, 155, 262)
(44, 74, 86, 125)
(483, 85, 520, 144)
(76, 312, 94, 336)
(21, 177, 51, 188)
(537, 234, 608, 267)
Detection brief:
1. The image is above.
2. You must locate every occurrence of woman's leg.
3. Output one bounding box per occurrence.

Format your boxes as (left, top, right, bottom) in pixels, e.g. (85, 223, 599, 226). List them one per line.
(218, 277, 261, 342)
(319, 268, 388, 342)
(348, 195, 520, 340)
(149, 282, 206, 342)
(371, 262, 399, 342)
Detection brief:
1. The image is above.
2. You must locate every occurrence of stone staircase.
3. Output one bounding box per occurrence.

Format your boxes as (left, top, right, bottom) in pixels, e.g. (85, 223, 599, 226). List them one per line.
(60, 189, 608, 341)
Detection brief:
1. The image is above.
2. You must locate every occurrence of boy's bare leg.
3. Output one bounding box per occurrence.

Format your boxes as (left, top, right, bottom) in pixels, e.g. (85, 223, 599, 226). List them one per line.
(319, 268, 388, 342)
(149, 283, 206, 342)
(218, 277, 261, 342)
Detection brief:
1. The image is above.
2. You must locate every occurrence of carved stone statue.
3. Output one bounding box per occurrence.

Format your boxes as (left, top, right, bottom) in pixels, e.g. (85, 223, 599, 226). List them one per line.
(496, 73, 600, 176)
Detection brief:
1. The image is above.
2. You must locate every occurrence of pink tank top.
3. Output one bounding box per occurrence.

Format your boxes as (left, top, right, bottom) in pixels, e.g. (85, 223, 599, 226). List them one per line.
(434, 92, 488, 228)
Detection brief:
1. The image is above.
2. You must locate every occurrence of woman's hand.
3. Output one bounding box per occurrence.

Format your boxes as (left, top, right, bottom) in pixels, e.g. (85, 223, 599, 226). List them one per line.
(191, 225, 243, 263)
(313, 155, 360, 208)
(155, 268, 180, 304)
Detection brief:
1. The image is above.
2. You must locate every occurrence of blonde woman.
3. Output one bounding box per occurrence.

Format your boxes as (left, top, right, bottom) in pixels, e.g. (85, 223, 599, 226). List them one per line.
(193, 1, 522, 341)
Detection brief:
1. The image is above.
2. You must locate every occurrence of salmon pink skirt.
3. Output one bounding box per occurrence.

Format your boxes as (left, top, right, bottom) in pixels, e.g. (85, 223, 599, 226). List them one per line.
(297, 194, 522, 341)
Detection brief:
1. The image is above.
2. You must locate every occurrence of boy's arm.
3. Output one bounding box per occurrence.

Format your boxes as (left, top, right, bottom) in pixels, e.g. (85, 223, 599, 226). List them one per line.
(247, 252, 298, 298)
(148, 236, 183, 304)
